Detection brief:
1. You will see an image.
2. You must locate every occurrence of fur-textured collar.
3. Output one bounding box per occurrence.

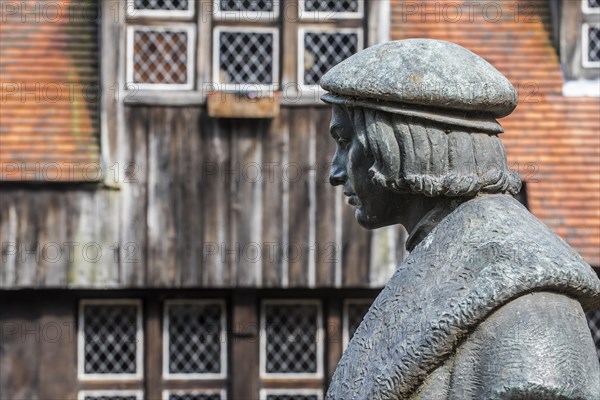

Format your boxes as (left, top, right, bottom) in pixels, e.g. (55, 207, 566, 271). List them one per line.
(327, 195, 600, 400)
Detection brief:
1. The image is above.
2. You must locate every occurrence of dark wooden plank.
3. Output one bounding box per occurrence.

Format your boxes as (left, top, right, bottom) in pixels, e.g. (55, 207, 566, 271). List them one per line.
(15, 192, 41, 286)
(314, 107, 338, 287)
(261, 110, 286, 287)
(342, 202, 371, 287)
(231, 120, 265, 286)
(144, 296, 162, 400)
(33, 193, 67, 286)
(0, 191, 33, 286)
(231, 291, 259, 399)
(0, 292, 41, 399)
(67, 190, 120, 287)
(177, 108, 203, 287)
(38, 295, 77, 400)
(201, 117, 232, 286)
(147, 107, 177, 286)
(287, 108, 312, 287)
(121, 106, 148, 286)
(0, 191, 16, 286)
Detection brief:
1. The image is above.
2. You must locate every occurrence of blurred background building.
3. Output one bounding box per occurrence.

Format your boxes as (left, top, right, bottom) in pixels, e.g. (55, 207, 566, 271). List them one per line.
(0, 1, 598, 399)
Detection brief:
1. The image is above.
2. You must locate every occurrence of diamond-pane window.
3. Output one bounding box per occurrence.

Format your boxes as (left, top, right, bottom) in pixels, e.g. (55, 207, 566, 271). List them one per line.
(587, 309, 600, 362)
(128, 26, 195, 90)
(585, 0, 600, 11)
(266, 396, 319, 400)
(128, 0, 194, 17)
(83, 397, 137, 400)
(214, 0, 279, 20)
(134, 0, 189, 10)
(215, 28, 278, 88)
(78, 300, 142, 379)
(301, 0, 363, 19)
(260, 389, 322, 400)
(301, 30, 361, 86)
(78, 391, 143, 400)
(344, 300, 371, 348)
(588, 26, 600, 62)
(261, 300, 322, 376)
(304, 0, 358, 12)
(164, 300, 226, 378)
(164, 391, 224, 400)
(219, 0, 275, 12)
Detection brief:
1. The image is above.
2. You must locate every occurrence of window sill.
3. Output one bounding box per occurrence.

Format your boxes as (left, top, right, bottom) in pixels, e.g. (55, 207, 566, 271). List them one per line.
(562, 79, 600, 97)
(122, 90, 331, 107)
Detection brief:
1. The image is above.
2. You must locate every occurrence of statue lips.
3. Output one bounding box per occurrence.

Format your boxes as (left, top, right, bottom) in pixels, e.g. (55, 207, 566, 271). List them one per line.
(347, 194, 361, 207)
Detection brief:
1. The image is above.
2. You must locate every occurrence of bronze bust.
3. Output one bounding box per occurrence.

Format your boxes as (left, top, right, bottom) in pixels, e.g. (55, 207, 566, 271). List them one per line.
(321, 39, 600, 399)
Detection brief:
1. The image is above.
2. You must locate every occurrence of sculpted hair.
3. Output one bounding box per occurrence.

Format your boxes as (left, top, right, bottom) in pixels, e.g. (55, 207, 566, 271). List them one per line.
(349, 107, 522, 197)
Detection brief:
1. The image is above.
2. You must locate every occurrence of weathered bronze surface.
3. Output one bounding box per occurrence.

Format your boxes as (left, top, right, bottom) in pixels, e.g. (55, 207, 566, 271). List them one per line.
(322, 39, 600, 399)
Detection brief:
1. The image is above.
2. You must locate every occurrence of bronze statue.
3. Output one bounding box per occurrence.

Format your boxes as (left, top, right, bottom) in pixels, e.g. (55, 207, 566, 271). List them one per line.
(321, 39, 600, 399)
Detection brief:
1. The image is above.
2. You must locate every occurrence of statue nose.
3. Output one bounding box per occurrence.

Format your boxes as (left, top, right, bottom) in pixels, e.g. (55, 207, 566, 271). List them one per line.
(329, 166, 346, 186)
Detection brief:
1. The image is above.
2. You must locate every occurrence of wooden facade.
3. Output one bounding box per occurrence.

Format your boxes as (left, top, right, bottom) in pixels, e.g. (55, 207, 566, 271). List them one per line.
(0, 106, 406, 289)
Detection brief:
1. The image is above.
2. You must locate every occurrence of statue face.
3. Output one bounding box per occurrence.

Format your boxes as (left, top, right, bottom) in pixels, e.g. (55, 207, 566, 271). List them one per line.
(328, 105, 408, 229)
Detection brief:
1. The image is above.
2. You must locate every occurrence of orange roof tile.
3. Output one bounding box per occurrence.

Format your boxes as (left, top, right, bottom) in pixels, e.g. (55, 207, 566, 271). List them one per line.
(0, 0, 100, 182)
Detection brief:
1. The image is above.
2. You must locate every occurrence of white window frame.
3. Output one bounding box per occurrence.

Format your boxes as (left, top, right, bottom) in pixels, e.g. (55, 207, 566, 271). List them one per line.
(582, 0, 600, 14)
(299, 0, 364, 21)
(78, 390, 144, 400)
(163, 299, 227, 380)
(260, 299, 324, 379)
(126, 0, 196, 19)
(162, 389, 227, 400)
(342, 299, 372, 349)
(126, 24, 197, 91)
(213, 0, 280, 21)
(582, 23, 600, 68)
(77, 299, 143, 381)
(259, 388, 323, 400)
(297, 27, 364, 91)
(212, 26, 280, 93)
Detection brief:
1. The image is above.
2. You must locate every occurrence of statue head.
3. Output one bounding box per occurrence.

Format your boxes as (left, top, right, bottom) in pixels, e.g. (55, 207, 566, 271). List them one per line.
(320, 39, 521, 230)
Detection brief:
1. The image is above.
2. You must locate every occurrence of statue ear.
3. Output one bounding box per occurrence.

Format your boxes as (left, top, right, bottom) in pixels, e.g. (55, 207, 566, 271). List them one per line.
(363, 110, 400, 188)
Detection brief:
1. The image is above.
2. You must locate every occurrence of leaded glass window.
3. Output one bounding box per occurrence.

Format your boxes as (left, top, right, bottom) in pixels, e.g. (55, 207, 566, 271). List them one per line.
(127, 0, 195, 18)
(218, 0, 275, 12)
(305, 0, 359, 12)
(78, 300, 142, 380)
(214, 28, 279, 89)
(261, 300, 322, 377)
(164, 390, 225, 400)
(164, 300, 226, 378)
(260, 389, 322, 400)
(78, 391, 143, 400)
(300, 0, 363, 20)
(587, 26, 600, 63)
(301, 29, 361, 86)
(266, 396, 319, 400)
(127, 26, 195, 90)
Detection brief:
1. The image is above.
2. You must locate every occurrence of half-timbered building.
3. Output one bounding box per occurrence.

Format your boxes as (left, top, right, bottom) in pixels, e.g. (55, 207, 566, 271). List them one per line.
(1, 1, 599, 399)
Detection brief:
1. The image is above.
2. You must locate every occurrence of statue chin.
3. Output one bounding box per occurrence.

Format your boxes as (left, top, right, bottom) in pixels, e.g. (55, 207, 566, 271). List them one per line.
(354, 208, 388, 230)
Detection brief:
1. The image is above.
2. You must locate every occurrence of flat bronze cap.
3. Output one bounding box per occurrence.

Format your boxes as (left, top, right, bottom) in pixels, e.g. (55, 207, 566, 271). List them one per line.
(320, 39, 518, 124)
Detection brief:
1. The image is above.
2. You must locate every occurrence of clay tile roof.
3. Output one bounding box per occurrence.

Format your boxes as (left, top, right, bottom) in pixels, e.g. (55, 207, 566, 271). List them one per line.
(391, 0, 600, 266)
(0, 0, 100, 182)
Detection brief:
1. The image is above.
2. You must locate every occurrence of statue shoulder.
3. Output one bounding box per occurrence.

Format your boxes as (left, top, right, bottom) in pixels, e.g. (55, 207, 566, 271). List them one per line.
(448, 291, 600, 399)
